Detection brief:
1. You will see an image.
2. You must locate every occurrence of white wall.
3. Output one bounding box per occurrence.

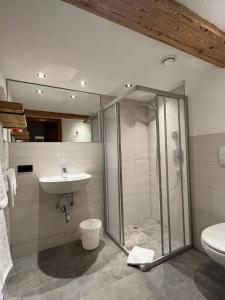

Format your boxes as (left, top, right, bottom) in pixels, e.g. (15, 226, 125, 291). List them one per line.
(0, 71, 6, 100)
(0, 71, 7, 169)
(9, 142, 103, 258)
(186, 65, 225, 251)
(186, 66, 225, 136)
(62, 119, 91, 142)
(0, 70, 11, 243)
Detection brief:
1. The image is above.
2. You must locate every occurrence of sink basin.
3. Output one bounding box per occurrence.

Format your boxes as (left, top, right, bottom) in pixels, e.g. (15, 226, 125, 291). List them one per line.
(39, 173, 92, 194)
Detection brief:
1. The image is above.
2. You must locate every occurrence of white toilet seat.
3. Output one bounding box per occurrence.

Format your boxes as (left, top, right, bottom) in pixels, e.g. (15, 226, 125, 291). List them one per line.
(201, 223, 225, 266)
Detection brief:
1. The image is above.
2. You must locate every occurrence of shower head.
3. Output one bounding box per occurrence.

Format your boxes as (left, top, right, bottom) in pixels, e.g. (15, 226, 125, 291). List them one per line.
(139, 101, 156, 111)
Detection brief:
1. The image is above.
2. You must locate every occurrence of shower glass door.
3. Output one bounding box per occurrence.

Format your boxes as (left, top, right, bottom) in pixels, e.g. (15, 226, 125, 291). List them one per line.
(103, 103, 123, 244)
(157, 96, 191, 255)
(103, 85, 191, 268)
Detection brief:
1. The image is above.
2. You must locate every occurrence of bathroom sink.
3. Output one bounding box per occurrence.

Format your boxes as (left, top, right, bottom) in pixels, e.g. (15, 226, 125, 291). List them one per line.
(39, 173, 92, 194)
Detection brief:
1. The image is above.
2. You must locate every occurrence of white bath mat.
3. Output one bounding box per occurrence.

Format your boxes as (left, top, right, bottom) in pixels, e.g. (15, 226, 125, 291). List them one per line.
(127, 246, 155, 265)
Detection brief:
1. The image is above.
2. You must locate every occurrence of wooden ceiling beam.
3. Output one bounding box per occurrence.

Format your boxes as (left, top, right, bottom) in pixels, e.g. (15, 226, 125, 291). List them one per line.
(24, 109, 89, 121)
(62, 0, 225, 67)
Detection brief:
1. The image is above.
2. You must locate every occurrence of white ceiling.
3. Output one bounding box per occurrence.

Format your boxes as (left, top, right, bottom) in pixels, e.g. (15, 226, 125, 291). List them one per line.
(0, 0, 216, 96)
(177, 0, 225, 31)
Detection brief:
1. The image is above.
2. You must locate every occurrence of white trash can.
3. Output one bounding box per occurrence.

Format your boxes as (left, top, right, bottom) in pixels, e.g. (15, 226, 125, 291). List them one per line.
(80, 219, 102, 250)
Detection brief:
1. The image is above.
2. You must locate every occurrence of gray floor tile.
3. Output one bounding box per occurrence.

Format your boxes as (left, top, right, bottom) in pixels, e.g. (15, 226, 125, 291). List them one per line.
(5, 237, 225, 300)
(23, 278, 81, 300)
(8, 254, 38, 277)
(82, 272, 168, 300)
(78, 251, 137, 297)
(193, 260, 225, 300)
(66, 238, 120, 277)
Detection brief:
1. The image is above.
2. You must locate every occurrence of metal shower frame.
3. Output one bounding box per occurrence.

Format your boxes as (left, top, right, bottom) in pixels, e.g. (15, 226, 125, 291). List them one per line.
(102, 85, 192, 268)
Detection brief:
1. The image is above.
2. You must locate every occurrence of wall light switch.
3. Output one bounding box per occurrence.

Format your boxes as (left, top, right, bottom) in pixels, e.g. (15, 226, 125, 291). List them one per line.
(218, 146, 225, 165)
(17, 165, 33, 173)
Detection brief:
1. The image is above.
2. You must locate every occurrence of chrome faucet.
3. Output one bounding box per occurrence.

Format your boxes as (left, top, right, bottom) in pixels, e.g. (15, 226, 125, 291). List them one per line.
(62, 167, 68, 178)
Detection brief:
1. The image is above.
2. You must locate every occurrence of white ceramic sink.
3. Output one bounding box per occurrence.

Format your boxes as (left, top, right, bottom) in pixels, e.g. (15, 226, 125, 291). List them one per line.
(39, 173, 92, 194)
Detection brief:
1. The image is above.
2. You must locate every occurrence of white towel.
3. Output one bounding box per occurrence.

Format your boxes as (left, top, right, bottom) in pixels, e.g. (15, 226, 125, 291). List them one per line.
(0, 166, 7, 210)
(3, 174, 8, 193)
(127, 246, 155, 265)
(6, 169, 16, 208)
(0, 210, 13, 296)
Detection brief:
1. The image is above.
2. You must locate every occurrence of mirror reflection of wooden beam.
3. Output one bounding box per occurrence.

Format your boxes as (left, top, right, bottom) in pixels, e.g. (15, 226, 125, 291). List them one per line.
(24, 109, 89, 121)
(0, 100, 27, 128)
(62, 0, 225, 67)
(0, 100, 24, 113)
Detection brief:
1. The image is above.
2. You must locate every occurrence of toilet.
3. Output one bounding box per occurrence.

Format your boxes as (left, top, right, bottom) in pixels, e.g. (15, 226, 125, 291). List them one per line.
(201, 223, 225, 266)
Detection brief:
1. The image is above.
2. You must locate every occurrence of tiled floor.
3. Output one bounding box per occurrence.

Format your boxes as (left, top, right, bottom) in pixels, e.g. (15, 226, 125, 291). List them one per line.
(4, 235, 225, 300)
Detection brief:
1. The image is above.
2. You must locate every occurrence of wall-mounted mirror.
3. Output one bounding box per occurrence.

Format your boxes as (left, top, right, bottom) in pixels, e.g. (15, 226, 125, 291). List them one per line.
(7, 80, 101, 143)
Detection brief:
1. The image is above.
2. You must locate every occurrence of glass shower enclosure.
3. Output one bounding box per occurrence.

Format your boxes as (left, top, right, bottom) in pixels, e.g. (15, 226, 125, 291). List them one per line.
(102, 85, 192, 268)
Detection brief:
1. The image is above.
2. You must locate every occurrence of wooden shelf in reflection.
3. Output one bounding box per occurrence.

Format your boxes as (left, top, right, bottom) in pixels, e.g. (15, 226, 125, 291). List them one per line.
(11, 130, 29, 142)
(0, 100, 27, 128)
(0, 113, 27, 129)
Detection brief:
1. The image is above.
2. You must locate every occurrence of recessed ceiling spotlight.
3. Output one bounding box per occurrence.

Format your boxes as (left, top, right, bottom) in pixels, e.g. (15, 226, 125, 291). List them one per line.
(36, 89, 43, 94)
(71, 95, 76, 99)
(125, 83, 133, 88)
(37, 72, 46, 79)
(161, 55, 177, 66)
(80, 80, 87, 87)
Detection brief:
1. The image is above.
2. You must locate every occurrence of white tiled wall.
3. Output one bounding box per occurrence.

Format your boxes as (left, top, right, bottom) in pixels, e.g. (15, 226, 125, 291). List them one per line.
(9, 142, 103, 258)
(120, 103, 151, 226)
(190, 133, 225, 251)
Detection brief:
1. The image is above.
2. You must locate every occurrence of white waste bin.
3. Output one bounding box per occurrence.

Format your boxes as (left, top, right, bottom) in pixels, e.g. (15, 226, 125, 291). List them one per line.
(80, 219, 102, 250)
